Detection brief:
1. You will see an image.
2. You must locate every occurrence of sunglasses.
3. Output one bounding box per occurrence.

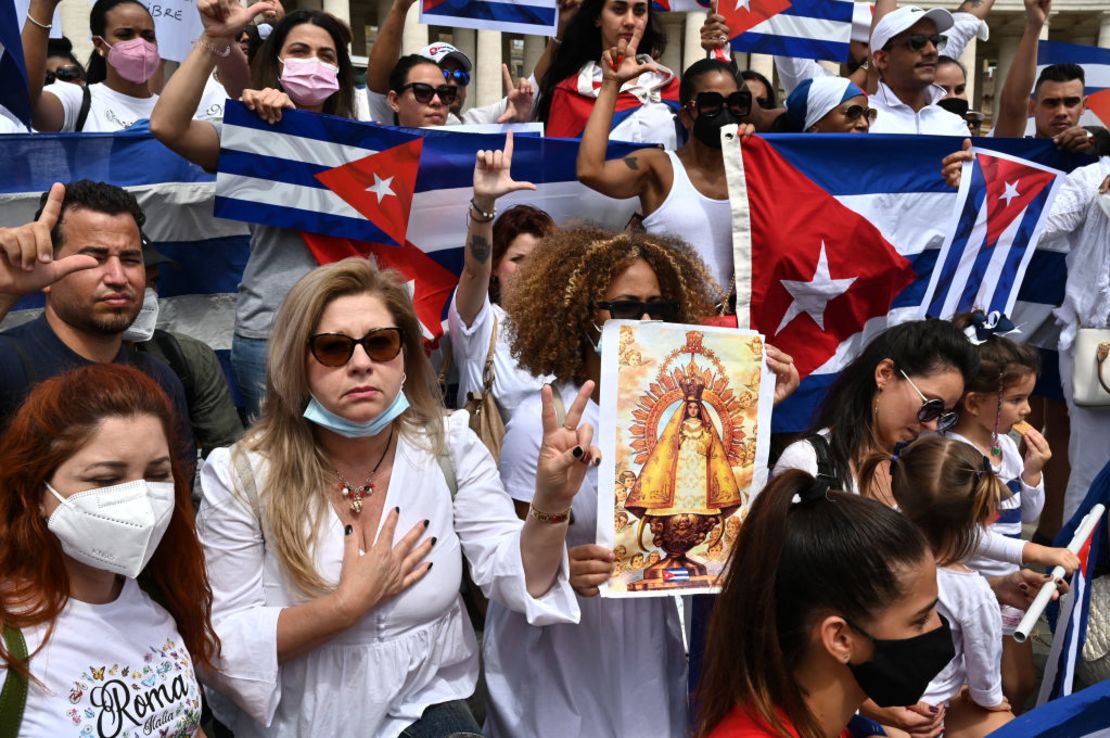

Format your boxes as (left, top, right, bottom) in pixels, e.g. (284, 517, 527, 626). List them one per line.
(890, 33, 947, 53)
(597, 299, 679, 321)
(689, 90, 752, 119)
(442, 68, 470, 86)
(45, 65, 84, 85)
(308, 327, 405, 367)
(900, 369, 959, 431)
(754, 96, 775, 110)
(840, 104, 878, 123)
(400, 82, 459, 106)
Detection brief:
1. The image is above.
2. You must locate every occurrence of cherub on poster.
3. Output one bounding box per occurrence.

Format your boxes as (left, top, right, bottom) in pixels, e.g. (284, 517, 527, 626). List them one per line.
(597, 321, 774, 597)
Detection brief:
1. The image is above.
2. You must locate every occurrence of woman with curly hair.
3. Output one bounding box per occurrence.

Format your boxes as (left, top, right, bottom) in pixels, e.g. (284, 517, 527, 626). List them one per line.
(481, 227, 797, 736)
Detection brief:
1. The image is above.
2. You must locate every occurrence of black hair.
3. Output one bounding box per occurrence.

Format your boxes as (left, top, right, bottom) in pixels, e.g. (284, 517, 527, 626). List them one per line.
(238, 24, 264, 65)
(1033, 63, 1085, 96)
(951, 312, 1040, 396)
(740, 69, 776, 108)
(34, 180, 145, 254)
(680, 58, 738, 104)
(810, 319, 979, 492)
(695, 470, 930, 738)
(251, 10, 356, 119)
(386, 54, 443, 125)
(87, 0, 152, 85)
(46, 37, 81, 67)
(937, 55, 966, 77)
(536, 0, 667, 123)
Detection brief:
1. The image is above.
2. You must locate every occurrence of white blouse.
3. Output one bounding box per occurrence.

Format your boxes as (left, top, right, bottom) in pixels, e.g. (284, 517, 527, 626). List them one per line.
(482, 384, 688, 738)
(196, 411, 578, 737)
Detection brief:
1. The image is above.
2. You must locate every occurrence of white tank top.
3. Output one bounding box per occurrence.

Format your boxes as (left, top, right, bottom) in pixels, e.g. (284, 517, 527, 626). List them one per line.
(641, 150, 733, 295)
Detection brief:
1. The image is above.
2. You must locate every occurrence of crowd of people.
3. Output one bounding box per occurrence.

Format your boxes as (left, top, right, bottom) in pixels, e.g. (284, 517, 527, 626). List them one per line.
(1, 0, 1109, 735)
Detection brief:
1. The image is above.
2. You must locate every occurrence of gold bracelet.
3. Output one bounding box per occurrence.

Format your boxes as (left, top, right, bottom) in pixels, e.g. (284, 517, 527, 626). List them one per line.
(528, 504, 571, 524)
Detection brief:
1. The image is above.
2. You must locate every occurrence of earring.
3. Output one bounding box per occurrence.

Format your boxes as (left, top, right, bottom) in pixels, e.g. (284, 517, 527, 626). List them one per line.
(401, 372, 407, 385)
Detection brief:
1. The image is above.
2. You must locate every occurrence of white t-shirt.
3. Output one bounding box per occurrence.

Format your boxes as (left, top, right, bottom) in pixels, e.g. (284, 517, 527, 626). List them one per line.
(0, 577, 203, 737)
(0, 104, 26, 133)
(196, 75, 229, 121)
(922, 566, 1004, 708)
(447, 291, 551, 420)
(44, 81, 159, 132)
(869, 81, 970, 136)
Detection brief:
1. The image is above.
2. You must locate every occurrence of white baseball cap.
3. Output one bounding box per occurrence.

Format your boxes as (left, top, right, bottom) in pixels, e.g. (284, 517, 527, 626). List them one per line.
(419, 42, 472, 72)
(871, 6, 953, 53)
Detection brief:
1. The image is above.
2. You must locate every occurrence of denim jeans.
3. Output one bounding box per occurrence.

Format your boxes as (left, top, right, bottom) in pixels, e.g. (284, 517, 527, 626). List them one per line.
(231, 334, 268, 424)
(399, 699, 483, 738)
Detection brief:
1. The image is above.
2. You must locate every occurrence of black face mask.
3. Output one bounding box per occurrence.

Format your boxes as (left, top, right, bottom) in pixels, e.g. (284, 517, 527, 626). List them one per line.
(936, 97, 970, 117)
(847, 615, 955, 707)
(692, 109, 739, 149)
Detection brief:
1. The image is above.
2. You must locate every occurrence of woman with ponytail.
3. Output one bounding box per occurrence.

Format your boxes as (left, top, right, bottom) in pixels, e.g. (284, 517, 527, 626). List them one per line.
(695, 469, 952, 738)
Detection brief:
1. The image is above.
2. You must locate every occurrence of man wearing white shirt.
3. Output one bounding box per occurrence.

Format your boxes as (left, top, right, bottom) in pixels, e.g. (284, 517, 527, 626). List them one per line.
(869, 5, 970, 136)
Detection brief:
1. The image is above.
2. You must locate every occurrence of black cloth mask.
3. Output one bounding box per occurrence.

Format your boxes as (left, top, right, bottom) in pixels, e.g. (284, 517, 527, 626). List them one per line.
(692, 110, 739, 149)
(847, 614, 956, 707)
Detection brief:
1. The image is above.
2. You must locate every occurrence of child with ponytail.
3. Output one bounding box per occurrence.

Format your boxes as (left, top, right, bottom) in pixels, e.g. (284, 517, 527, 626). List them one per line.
(948, 311, 1079, 709)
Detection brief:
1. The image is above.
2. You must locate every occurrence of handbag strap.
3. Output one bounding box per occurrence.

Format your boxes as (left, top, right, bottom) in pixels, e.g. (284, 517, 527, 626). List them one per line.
(0, 624, 28, 738)
(480, 316, 498, 393)
(1097, 341, 1110, 396)
(230, 443, 264, 544)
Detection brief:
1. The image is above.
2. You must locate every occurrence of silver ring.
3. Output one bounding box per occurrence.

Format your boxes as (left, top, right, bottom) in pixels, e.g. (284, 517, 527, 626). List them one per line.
(717, 34, 727, 42)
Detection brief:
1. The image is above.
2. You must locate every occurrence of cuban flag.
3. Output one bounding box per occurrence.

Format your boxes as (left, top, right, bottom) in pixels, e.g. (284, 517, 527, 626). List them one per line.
(988, 680, 1110, 737)
(721, 0, 854, 64)
(923, 148, 1063, 320)
(419, 0, 558, 36)
(1037, 40, 1110, 128)
(661, 568, 691, 583)
(0, 0, 32, 127)
(723, 130, 1094, 432)
(546, 65, 682, 140)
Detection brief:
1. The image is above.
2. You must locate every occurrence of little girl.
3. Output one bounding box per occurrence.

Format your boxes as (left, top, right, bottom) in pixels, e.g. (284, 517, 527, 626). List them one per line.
(948, 312, 1079, 709)
(862, 435, 1012, 738)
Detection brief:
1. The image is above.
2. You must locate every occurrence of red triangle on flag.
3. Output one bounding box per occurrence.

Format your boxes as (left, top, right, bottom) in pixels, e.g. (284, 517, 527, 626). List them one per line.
(742, 137, 916, 379)
(314, 138, 423, 248)
(720, 0, 792, 37)
(977, 153, 1057, 249)
(1088, 88, 1110, 128)
(300, 231, 458, 347)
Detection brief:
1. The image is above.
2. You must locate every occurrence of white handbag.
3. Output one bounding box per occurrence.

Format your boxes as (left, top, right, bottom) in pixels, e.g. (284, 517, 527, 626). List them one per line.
(1072, 328, 1110, 407)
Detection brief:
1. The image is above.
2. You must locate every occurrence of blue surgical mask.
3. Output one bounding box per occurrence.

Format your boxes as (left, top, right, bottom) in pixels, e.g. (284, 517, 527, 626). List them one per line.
(303, 390, 409, 438)
(592, 323, 604, 355)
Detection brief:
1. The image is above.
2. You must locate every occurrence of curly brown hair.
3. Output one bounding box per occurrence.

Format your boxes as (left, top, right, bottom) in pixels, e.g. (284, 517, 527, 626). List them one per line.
(504, 227, 723, 386)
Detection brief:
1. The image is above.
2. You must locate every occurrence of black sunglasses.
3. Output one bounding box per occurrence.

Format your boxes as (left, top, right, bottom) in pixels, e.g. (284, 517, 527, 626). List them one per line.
(597, 299, 679, 321)
(900, 369, 959, 431)
(891, 33, 947, 53)
(754, 96, 775, 110)
(689, 90, 752, 119)
(840, 104, 878, 122)
(400, 82, 459, 106)
(442, 68, 470, 86)
(309, 327, 405, 367)
(45, 65, 84, 85)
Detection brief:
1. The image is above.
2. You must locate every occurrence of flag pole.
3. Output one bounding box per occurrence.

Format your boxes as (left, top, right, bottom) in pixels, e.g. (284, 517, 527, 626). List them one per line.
(1013, 503, 1106, 643)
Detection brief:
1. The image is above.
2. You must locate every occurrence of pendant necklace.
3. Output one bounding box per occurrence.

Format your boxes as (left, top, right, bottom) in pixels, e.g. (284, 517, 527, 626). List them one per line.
(335, 425, 394, 514)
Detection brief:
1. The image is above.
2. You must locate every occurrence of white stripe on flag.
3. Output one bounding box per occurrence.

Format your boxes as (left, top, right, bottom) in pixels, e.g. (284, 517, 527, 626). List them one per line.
(158, 294, 238, 352)
(934, 201, 991, 318)
(215, 173, 365, 220)
(749, 14, 849, 42)
(837, 192, 951, 256)
(1036, 63, 1110, 90)
(222, 123, 380, 169)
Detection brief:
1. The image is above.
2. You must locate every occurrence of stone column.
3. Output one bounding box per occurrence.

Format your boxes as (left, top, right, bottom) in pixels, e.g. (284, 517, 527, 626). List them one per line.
(748, 53, 774, 86)
(523, 34, 545, 77)
(1098, 11, 1110, 48)
(401, 5, 427, 55)
(59, 0, 92, 63)
(659, 14, 683, 74)
(683, 12, 705, 74)
(475, 29, 503, 107)
(992, 34, 1020, 122)
(960, 36, 977, 108)
(322, 0, 349, 29)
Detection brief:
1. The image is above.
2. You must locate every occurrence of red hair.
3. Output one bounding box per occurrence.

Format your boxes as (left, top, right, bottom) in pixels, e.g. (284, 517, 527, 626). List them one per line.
(0, 364, 218, 676)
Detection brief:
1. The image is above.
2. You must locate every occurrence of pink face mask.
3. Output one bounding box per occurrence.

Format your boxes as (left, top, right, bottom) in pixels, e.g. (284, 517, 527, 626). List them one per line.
(100, 37, 160, 84)
(279, 57, 340, 107)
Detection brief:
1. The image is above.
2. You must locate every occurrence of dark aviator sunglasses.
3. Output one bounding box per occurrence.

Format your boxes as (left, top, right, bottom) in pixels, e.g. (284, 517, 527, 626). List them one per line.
(400, 82, 459, 106)
(689, 89, 752, 119)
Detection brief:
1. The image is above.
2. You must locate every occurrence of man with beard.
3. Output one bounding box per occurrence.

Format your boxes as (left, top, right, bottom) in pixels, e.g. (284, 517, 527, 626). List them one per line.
(0, 180, 194, 461)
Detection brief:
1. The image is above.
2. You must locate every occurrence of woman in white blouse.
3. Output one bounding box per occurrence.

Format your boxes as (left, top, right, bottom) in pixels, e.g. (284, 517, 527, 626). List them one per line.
(448, 131, 555, 420)
(197, 258, 592, 737)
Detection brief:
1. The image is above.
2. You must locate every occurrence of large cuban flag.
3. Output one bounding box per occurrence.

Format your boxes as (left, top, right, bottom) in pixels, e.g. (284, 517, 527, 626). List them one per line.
(419, 0, 558, 36)
(723, 130, 1094, 433)
(1037, 40, 1110, 128)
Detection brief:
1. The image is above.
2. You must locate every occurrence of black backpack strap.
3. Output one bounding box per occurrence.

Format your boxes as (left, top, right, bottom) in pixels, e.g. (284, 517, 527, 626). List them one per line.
(75, 83, 92, 132)
(0, 624, 28, 738)
(805, 433, 838, 485)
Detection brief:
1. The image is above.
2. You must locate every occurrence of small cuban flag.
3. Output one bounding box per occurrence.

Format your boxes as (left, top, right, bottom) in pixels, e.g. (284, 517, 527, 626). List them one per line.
(662, 568, 691, 583)
(419, 0, 559, 37)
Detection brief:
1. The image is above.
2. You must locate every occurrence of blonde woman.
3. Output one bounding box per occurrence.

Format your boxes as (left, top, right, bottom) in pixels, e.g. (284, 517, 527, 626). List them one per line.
(197, 258, 592, 737)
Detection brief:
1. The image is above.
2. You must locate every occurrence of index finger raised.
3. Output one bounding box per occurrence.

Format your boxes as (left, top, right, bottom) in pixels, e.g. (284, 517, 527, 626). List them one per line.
(561, 380, 595, 431)
(37, 183, 65, 229)
(501, 63, 514, 93)
(503, 128, 515, 161)
(627, 21, 644, 56)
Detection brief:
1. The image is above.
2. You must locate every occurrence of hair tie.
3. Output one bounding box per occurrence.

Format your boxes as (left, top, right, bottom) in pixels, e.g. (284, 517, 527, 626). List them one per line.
(974, 454, 993, 481)
(792, 473, 832, 506)
(964, 310, 1021, 346)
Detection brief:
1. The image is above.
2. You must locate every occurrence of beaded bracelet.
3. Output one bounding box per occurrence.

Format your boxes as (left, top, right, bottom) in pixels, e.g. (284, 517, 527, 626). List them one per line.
(197, 37, 233, 58)
(528, 504, 571, 524)
(469, 198, 496, 223)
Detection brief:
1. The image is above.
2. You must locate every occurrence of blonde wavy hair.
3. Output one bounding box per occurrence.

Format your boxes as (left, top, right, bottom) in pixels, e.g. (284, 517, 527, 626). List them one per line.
(503, 227, 723, 386)
(238, 258, 446, 596)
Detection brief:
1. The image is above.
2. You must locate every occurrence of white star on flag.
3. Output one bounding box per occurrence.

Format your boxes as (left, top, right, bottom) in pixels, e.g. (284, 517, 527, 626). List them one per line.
(775, 242, 857, 335)
(404, 279, 436, 341)
(999, 180, 1021, 206)
(366, 173, 396, 204)
(735, 0, 751, 9)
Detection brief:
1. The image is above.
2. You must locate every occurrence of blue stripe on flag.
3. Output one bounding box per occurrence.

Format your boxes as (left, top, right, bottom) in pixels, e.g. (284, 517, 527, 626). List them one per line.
(890, 249, 940, 309)
(778, 0, 853, 21)
(927, 159, 989, 315)
(1037, 39, 1110, 69)
(771, 370, 835, 433)
(423, 0, 557, 25)
(730, 33, 849, 65)
(1017, 250, 1066, 306)
(218, 149, 332, 189)
(0, 0, 32, 126)
(982, 187, 1053, 314)
(156, 236, 252, 297)
(223, 100, 416, 149)
(214, 196, 397, 244)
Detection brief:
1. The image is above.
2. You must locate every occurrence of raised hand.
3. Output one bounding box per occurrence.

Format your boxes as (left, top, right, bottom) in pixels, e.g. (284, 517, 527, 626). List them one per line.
(533, 383, 602, 509)
(198, 0, 276, 40)
(473, 130, 537, 209)
(700, 1, 731, 51)
(1020, 425, 1051, 483)
(0, 183, 97, 300)
(1024, 0, 1051, 27)
(331, 508, 434, 625)
(600, 23, 663, 86)
(241, 87, 296, 124)
(764, 344, 800, 405)
(497, 64, 536, 124)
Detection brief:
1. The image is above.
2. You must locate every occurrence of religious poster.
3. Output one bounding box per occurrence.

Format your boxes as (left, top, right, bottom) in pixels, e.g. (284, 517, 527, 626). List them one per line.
(597, 321, 775, 598)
